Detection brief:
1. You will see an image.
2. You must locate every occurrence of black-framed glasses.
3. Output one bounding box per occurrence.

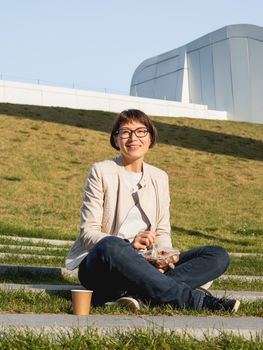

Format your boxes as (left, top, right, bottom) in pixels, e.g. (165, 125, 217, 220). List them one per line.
(115, 127, 150, 139)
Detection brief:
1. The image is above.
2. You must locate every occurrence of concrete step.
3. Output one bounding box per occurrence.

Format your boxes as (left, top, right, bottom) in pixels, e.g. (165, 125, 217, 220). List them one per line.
(0, 252, 64, 259)
(219, 274, 263, 281)
(0, 283, 262, 301)
(230, 252, 263, 257)
(0, 244, 66, 251)
(0, 283, 83, 292)
(0, 313, 261, 339)
(212, 290, 263, 301)
(0, 235, 73, 246)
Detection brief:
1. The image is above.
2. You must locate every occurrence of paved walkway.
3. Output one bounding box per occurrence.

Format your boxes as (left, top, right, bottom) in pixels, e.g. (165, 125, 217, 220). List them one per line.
(0, 313, 262, 339)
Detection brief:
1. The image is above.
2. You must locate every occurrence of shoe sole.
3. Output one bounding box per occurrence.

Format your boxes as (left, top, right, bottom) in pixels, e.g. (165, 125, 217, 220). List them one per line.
(116, 297, 141, 311)
(104, 297, 141, 311)
(232, 299, 240, 313)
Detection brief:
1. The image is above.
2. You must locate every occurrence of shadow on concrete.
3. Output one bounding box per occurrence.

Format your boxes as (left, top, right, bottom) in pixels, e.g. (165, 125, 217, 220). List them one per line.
(1, 103, 262, 161)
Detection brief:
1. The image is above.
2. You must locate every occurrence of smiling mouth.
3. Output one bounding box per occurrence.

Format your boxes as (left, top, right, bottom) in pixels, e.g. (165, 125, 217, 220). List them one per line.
(127, 145, 141, 149)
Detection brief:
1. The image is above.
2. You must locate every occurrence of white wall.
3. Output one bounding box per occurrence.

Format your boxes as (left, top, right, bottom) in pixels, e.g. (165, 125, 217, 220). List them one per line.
(0, 80, 227, 121)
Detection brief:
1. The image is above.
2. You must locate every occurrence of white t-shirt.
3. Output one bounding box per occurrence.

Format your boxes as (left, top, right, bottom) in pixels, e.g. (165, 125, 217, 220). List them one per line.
(118, 171, 150, 241)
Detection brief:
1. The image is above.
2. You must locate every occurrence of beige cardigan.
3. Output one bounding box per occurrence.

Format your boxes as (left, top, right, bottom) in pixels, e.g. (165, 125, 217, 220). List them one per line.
(66, 156, 172, 270)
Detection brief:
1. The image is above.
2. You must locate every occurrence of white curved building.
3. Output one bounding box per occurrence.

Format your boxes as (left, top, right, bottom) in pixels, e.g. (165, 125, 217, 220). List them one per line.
(130, 24, 263, 123)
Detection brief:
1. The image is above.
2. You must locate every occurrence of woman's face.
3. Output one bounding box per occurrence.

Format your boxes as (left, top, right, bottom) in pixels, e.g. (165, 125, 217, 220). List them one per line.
(115, 120, 151, 164)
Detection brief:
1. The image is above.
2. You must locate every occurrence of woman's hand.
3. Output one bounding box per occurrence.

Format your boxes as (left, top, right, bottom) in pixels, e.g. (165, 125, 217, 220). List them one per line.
(131, 230, 156, 250)
(158, 261, 176, 273)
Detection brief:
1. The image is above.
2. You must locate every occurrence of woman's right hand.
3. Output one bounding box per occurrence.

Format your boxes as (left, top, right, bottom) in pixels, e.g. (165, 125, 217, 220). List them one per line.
(131, 230, 156, 250)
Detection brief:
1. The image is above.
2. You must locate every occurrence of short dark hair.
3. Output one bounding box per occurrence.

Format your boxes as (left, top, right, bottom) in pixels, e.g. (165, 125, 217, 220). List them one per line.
(110, 109, 158, 150)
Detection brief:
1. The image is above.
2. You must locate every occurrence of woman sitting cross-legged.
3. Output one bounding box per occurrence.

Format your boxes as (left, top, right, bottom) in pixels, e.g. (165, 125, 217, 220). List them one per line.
(66, 109, 240, 313)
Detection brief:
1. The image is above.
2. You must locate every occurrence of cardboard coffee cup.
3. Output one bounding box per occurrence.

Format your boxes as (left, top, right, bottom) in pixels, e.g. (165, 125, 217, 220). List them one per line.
(71, 289, 93, 316)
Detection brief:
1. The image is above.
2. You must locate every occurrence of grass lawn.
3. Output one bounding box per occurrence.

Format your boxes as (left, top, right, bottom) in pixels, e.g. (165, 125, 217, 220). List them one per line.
(0, 103, 262, 253)
(1, 328, 262, 350)
(0, 290, 262, 317)
(0, 255, 65, 266)
(0, 270, 78, 285)
(227, 255, 263, 276)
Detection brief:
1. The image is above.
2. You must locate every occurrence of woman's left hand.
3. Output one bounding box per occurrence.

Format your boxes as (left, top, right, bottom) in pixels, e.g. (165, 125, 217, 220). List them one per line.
(158, 261, 175, 273)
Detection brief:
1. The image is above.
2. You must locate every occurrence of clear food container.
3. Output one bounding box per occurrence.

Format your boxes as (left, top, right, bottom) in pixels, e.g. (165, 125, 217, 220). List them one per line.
(142, 248, 180, 272)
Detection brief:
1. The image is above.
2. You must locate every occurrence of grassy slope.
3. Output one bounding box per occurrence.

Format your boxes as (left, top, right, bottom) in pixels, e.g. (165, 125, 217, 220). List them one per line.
(0, 103, 262, 254)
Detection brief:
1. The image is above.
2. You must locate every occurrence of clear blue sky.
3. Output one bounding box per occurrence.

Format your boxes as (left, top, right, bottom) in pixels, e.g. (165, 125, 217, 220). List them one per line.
(1, 0, 262, 95)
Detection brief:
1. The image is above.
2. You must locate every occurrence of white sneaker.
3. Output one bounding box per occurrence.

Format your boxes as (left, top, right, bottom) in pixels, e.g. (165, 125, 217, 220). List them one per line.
(105, 297, 141, 311)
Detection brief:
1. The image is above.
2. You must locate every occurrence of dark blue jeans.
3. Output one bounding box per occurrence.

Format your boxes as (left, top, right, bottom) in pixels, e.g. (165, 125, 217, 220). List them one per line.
(78, 236, 230, 310)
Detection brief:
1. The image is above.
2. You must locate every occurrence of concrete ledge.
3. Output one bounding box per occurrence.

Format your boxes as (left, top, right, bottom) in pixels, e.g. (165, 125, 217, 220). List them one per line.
(212, 290, 263, 301)
(0, 244, 65, 252)
(0, 314, 262, 339)
(0, 283, 83, 292)
(0, 253, 63, 259)
(219, 274, 263, 281)
(0, 235, 73, 246)
(230, 252, 263, 257)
